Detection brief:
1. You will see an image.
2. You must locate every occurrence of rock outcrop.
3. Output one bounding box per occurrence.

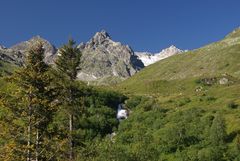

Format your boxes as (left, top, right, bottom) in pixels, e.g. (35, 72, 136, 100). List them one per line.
(0, 46, 23, 65)
(77, 30, 144, 82)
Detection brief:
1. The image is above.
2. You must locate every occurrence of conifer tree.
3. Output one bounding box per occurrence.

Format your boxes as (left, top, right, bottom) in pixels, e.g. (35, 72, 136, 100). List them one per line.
(55, 39, 82, 160)
(0, 43, 57, 160)
(209, 114, 227, 146)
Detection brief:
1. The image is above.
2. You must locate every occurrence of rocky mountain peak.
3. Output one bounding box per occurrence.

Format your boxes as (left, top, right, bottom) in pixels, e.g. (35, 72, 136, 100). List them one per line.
(85, 30, 112, 49)
(93, 30, 111, 41)
(10, 36, 57, 64)
(77, 31, 144, 83)
(30, 35, 43, 41)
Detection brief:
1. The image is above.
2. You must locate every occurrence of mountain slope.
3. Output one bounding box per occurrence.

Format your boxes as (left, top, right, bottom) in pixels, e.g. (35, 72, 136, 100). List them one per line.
(0, 36, 57, 75)
(118, 28, 240, 94)
(0, 45, 23, 65)
(0, 46, 22, 76)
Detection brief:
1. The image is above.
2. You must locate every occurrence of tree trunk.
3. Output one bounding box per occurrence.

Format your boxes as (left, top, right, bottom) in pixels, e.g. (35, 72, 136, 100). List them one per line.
(27, 105, 32, 161)
(35, 129, 39, 161)
(69, 114, 73, 160)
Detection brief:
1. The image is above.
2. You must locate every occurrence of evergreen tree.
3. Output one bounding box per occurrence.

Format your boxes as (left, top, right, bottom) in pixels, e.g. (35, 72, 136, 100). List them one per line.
(205, 113, 227, 160)
(0, 43, 57, 160)
(55, 39, 81, 81)
(209, 114, 227, 146)
(55, 39, 82, 160)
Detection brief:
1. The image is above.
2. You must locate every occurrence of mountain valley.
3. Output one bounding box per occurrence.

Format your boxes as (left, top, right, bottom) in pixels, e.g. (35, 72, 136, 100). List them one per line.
(1, 27, 240, 160)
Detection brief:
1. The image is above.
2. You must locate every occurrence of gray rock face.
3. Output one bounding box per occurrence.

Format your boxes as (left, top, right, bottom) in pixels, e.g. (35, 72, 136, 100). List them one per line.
(10, 36, 57, 64)
(0, 46, 23, 65)
(77, 30, 144, 82)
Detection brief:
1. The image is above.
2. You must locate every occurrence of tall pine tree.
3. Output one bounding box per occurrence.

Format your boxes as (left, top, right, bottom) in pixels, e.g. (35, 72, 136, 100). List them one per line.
(0, 42, 57, 160)
(55, 39, 82, 160)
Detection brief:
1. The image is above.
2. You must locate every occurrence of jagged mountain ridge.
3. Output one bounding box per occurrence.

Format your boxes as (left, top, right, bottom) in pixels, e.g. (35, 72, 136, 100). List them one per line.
(0, 30, 184, 84)
(76, 30, 144, 82)
(135, 45, 185, 66)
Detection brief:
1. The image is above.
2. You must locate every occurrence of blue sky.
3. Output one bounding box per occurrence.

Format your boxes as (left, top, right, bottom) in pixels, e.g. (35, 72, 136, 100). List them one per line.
(0, 0, 239, 52)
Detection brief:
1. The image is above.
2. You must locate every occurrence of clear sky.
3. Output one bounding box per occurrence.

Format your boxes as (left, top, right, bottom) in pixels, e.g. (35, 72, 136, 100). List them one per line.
(0, 0, 239, 52)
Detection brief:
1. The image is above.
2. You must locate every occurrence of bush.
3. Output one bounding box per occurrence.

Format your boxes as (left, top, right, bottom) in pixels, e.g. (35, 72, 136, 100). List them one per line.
(176, 97, 191, 107)
(227, 101, 238, 109)
(125, 96, 143, 109)
(206, 96, 217, 102)
(195, 79, 201, 84)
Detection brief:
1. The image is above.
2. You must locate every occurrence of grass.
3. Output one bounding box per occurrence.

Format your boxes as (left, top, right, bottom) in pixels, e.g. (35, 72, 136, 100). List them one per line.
(117, 28, 240, 95)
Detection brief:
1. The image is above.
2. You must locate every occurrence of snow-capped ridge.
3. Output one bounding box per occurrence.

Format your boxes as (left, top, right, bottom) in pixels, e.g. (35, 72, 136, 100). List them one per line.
(135, 45, 185, 66)
(0, 45, 7, 50)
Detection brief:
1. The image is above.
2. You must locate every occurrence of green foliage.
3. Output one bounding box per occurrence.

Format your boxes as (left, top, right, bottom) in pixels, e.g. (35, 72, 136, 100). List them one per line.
(55, 39, 81, 80)
(0, 43, 58, 160)
(209, 114, 227, 146)
(176, 97, 191, 107)
(84, 99, 238, 161)
(53, 39, 83, 160)
(125, 96, 143, 109)
(0, 40, 126, 161)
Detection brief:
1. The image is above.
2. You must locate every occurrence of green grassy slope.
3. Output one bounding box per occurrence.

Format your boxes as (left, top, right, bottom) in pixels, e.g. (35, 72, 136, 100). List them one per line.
(118, 28, 240, 95)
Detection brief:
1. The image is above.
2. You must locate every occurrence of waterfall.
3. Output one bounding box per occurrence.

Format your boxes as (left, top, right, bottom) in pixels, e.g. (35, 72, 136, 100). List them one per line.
(117, 104, 128, 120)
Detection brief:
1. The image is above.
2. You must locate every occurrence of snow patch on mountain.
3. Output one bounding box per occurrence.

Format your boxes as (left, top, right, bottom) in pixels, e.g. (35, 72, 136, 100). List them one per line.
(135, 45, 185, 66)
(0, 45, 7, 50)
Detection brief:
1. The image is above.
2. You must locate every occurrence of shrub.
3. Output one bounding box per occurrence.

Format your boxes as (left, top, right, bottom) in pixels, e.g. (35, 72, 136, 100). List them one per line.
(125, 96, 143, 109)
(206, 96, 217, 102)
(176, 97, 191, 107)
(138, 99, 155, 111)
(195, 79, 201, 84)
(227, 101, 238, 109)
